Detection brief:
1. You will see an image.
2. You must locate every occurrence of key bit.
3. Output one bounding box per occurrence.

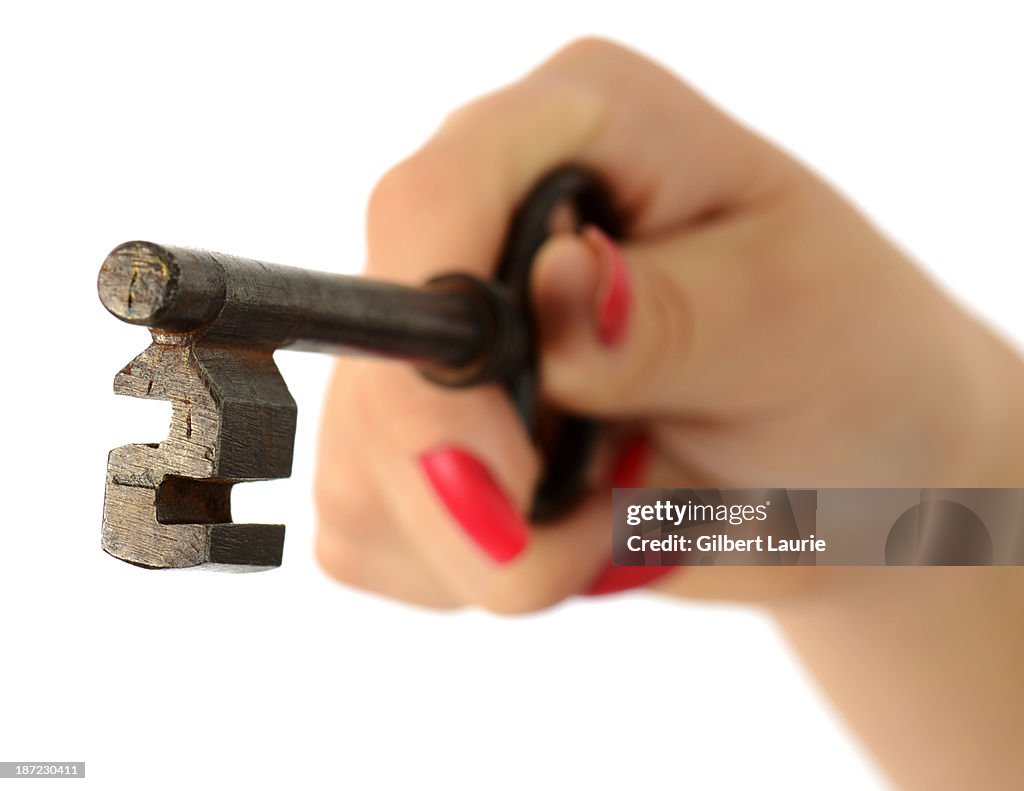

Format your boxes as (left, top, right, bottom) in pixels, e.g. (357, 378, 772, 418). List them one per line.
(102, 332, 295, 570)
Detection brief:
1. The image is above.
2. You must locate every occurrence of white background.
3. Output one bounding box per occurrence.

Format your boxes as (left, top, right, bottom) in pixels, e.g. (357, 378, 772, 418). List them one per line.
(2, 2, 1022, 789)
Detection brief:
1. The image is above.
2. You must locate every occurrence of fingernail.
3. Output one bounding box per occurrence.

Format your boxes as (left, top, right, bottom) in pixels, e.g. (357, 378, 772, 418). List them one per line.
(610, 433, 651, 488)
(584, 225, 631, 347)
(419, 446, 529, 564)
(586, 433, 671, 595)
(585, 565, 674, 596)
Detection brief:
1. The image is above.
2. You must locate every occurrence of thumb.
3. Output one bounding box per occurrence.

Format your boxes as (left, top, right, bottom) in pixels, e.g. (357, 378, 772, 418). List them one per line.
(532, 221, 765, 416)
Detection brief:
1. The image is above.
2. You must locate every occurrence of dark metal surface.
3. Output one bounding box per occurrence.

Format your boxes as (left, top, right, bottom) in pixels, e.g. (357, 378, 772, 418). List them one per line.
(99, 165, 621, 570)
(98, 241, 525, 374)
(491, 166, 622, 519)
(101, 337, 295, 570)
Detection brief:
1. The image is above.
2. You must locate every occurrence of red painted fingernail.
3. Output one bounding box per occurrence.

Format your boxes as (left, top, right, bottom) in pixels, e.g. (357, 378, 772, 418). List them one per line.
(419, 447, 529, 564)
(586, 433, 672, 595)
(610, 433, 651, 488)
(584, 225, 631, 347)
(586, 565, 674, 596)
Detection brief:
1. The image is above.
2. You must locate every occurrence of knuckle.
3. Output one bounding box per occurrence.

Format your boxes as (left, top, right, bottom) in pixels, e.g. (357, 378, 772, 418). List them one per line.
(366, 153, 468, 236)
(367, 156, 434, 220)
(437, 96, 485, 134)
(555, 35, 623, 62)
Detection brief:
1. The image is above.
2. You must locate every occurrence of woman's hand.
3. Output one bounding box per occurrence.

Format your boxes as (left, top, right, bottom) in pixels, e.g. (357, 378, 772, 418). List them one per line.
(314, 38, 1024, 611)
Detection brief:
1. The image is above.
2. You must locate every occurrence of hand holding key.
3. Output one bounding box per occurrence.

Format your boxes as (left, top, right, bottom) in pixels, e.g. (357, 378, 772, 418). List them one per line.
(315, 38, 1024, 608)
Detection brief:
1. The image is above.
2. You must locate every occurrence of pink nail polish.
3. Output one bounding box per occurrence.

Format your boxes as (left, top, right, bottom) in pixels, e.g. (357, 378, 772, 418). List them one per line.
(584, 225, 631, 347)
(419, 446, 529, 564)
(610, 433, 651, 488)
(586, 433, 674, 595)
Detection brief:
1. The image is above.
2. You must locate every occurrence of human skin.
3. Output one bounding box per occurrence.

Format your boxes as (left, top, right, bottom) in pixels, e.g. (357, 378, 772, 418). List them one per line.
(315, 38, 1024, 790)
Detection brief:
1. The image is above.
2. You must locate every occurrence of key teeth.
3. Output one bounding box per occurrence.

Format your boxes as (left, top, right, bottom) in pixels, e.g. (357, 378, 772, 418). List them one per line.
(101, 514, 285, 571)
(207, 523, 285, 570)
(103, 334, 296, 572)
